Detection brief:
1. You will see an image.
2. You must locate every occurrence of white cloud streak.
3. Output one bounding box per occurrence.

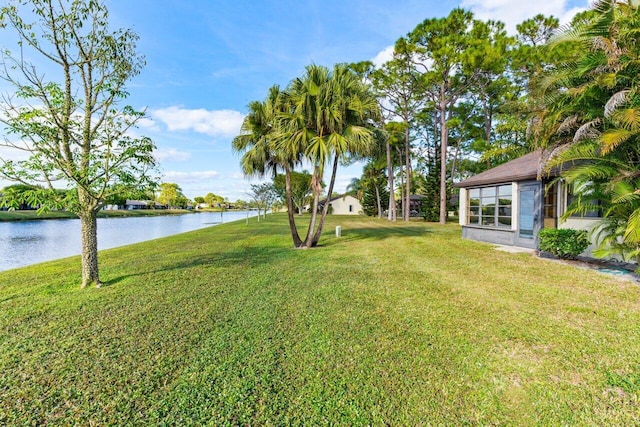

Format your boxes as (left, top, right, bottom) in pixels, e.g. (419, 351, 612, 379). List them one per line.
(154, 147, 192, 162)
(461, 0, 589, 33)
(151, 106, 245, 137)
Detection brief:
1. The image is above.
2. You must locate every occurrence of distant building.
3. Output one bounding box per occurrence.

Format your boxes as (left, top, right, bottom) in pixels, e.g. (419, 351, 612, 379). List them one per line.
(316, 194, 363, 215)
(125, 200, 167, 210)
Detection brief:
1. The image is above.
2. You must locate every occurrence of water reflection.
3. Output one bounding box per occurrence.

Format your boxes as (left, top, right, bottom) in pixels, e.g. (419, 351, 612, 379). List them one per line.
(0, 211, 255, 272)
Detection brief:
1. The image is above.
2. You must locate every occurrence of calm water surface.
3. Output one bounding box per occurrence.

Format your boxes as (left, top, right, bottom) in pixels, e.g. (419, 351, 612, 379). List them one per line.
(0, 211, 256, 272)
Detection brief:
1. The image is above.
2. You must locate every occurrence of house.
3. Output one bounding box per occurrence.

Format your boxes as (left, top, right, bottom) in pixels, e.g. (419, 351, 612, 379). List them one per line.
(316, 194, 363, 215)
(454, 151, 599, 251)
(399, 194, 427, 217)
(125, 200, 167, 210)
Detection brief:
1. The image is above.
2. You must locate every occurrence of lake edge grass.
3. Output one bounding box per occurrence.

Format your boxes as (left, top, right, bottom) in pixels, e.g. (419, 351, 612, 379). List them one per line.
(0, 208, 201, 221)
(0, 214, 638, 424)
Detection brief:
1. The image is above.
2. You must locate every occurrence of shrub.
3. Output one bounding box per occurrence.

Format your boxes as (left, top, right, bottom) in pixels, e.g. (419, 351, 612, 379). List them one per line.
(538, 228, 590, 259)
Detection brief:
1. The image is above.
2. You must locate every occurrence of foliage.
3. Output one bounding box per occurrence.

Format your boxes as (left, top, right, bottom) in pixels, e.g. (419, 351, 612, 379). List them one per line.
(361, 185, 389, 216)
(273, 170, 312, 215)
(0, 0, 157, 287)
(204, 192, 225, 207)
(0, 215, 639, 424)
(234, 64, 380, 247)
(538, 228, 590, 259)
(156, 183, 188, 208)
(534, 0, 640, 261)
(248, 183, 277, 218)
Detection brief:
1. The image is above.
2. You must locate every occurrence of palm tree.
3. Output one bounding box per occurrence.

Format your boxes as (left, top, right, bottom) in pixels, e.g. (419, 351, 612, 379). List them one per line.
(232, 85, 304, 246)
(346, 177, 363, 201)
(534, 0, 640, 260)
(283, 64, 381, 247)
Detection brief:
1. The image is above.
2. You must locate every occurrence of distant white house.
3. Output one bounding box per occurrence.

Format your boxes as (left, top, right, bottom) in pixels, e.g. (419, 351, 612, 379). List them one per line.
(316, 194, 363, 215)
(125, 200, 167, 210)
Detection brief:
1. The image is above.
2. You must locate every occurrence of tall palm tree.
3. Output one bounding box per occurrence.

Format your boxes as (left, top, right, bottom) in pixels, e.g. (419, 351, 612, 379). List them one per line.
(233, 85, 304, 246)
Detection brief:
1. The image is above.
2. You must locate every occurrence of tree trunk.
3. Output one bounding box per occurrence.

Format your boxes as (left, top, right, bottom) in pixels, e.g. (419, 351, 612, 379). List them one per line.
(404, 121, 411, 221)
(284, 164, 302, 247)
(79, 209, 100, 288)
(397, 147, 405, 221)
(451, 136, 461, 182)
(387, 139, 396, 222)
(439, 85, 448, 225)
(310, 153, 339, 247)
(303, 165, 323, 248)
(375, 185, 382, 219)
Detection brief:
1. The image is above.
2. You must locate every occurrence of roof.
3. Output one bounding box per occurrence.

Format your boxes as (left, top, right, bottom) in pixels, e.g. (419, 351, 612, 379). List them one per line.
(454, 151, 543, 188)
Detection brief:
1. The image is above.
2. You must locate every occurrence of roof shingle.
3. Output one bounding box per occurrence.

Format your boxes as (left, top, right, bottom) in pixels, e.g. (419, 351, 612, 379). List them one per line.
(454, 151, 543, 188)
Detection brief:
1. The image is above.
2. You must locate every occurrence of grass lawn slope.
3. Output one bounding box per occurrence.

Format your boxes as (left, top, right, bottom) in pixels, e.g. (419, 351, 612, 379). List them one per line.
(0, 215, 638, 424)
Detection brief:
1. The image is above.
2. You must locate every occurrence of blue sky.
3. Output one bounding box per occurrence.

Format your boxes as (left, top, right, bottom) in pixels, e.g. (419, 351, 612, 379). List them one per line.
(1, 0, 590, 201)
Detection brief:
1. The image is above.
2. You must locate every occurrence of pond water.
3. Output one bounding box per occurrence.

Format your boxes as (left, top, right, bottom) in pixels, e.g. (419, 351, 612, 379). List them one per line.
(0, 210, 257, 272)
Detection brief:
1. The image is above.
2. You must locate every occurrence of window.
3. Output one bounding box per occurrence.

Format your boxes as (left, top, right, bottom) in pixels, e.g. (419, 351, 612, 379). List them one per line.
(468, 185, 512, 228)
(349, 205, 353, 212)
(543, 183, 558, 228)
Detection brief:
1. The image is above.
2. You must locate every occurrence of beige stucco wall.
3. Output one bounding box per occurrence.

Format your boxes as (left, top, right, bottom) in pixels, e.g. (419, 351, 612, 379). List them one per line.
(328, 195, 362, 215)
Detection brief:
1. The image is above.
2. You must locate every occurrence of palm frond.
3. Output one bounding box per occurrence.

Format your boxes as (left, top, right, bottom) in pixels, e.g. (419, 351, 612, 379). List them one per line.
(573, 118, 603, 143)
(604, 89, 630, 117)
(611, 107, 640, 130)
(599, 128, 634, 153)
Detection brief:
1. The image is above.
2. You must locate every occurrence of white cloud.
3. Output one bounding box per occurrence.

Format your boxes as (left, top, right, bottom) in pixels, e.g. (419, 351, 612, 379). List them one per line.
(461, 0, 589, 33)
(137, 117, 160, 132)
(154, 148, 192, 162)
(372, 45, 395, 68)
(0, 144, 31, 162)
(151, 106, 245, 137)
(163, 170, 220, 184)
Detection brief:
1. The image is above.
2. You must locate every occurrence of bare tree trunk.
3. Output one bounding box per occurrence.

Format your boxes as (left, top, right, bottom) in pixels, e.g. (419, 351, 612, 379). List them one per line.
(397, 145, 405, 221)
(284, 164, 302, 247)
(404, 122, 411, 222)
(303, 165, 323, 248)
(387, 140, 396, 222)
(311, 153, 339, 246)
(451, 136, 461, 182)
(439, 85, 448, 225)
(375, 185, 382, 218)
(79, 208, 100, 288)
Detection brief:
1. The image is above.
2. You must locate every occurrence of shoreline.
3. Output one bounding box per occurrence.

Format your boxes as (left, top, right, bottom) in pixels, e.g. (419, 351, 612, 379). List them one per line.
(0, 208, 243, 222)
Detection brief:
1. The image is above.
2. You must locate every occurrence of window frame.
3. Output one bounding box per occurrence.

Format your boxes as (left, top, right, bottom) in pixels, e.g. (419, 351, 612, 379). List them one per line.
(467, 184, 512, 228)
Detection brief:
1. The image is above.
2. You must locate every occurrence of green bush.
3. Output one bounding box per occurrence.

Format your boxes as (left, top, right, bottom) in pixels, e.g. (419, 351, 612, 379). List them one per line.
(538, 228, 590, 259)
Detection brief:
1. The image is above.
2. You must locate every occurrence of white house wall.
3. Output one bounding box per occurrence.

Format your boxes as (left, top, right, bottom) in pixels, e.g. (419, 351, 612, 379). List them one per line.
(328, 196, 362, 215)
(511, 182, 518, 231)
(458, 188, 467, 226)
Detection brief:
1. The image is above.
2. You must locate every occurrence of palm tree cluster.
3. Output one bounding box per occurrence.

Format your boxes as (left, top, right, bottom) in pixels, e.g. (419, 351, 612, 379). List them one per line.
(233, 64, 380, 248)
(535, 0, 640, 260)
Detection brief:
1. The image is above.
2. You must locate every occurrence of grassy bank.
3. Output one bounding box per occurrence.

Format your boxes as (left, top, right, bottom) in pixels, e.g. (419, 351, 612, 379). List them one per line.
(0, 208, 194, 221)
(0, 215, 638, 424)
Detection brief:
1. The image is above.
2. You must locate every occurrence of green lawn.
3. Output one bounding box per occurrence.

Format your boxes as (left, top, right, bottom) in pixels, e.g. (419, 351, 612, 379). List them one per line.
(0, 215, 638, 425)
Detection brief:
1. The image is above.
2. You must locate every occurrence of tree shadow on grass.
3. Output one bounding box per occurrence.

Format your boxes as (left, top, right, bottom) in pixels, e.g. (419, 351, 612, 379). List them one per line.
(101, 244, 291, 287)
(321, 225, 433, 246)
